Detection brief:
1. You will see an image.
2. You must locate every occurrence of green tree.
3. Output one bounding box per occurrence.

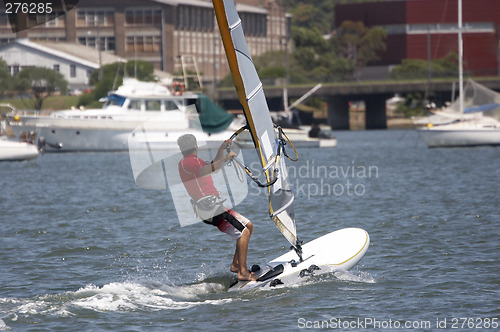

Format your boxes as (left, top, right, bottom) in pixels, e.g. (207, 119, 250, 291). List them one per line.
(253, 50, 288, 70)
(0, 58, 11, 96)
(88, 60, 155, 86)
(390, 52, 458, 80)
(290, 26, 357, 82)
(390, 59, 428, 79)
(333, 21, 387, 78)
(285, 1, 334, 34)
(316, 54, 354, 81)
(281, 0, 384, 35)
(293, 27, 330, 54)
(14, 67, 68, 110)
(432, 52, 459, 77)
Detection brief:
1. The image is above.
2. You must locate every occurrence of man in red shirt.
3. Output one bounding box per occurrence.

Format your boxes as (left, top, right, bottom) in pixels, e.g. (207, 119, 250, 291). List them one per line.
(177, 134, 257, 281)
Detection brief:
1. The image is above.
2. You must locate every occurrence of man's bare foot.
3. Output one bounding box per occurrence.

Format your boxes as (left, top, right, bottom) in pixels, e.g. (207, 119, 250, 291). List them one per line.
(230, 265, 238, 273)
(238, 271, 258, 281)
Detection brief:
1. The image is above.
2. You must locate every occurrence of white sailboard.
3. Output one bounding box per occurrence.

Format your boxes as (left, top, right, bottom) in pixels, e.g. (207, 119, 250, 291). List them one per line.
(229, 228, 370, 291)
(213, 0, 370, 290)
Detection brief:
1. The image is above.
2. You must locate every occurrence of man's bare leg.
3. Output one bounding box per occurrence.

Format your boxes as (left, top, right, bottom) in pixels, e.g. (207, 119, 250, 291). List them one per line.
(234, 222, 257, 281)
(230, 250, 239, 273)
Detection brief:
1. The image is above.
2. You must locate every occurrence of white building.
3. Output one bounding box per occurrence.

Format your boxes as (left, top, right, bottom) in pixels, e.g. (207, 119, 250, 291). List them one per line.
(0, 38, 127, 90)
(0, 39, 170, 90)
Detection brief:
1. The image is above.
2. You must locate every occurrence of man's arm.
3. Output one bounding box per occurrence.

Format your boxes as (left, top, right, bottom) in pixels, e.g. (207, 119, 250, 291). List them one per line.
(199, 140, 236, 177)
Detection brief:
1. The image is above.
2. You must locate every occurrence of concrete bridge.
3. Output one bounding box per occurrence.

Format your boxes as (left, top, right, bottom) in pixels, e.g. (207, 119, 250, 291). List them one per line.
(216, 79, 500, 129)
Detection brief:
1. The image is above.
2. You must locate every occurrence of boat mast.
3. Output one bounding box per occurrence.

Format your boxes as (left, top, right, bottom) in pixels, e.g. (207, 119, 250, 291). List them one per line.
(458, 0, 464, 113)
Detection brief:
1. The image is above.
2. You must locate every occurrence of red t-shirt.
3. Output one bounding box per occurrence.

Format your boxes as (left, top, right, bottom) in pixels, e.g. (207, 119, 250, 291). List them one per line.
(178, 154, 219, 200)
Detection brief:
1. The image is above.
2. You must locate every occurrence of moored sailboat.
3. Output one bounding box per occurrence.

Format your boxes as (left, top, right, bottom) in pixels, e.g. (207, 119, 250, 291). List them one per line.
(416, 0, 500, 147)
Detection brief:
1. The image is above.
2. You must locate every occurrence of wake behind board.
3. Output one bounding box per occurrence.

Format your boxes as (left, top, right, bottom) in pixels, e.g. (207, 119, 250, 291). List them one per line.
(229, 228, 369, 291)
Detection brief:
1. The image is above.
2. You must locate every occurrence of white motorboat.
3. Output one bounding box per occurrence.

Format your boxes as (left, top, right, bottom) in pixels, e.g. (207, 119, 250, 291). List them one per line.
(7, 78, 239, 152)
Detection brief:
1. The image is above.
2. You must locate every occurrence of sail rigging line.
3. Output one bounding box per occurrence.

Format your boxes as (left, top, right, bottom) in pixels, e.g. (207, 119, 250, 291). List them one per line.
(268, 137, 297, 212)
(231, 158, 245, 183)
(226, 126, 278, 188)
(276, 126, 298, 162)
(230, 156, 277, 188)
(227, 125, 302, 189)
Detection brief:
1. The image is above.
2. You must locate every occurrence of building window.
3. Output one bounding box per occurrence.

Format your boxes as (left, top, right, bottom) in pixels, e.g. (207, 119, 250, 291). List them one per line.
(0, 12, 10, 27)
(240, 13, 266, 37)
(70, 65, 76, 78)
(178, 6, 183, 29)
(175, 6, 214, 31)
(31, 37, 67, 42)
(35, 11, 66, 27)
(53, 64, 60, 72)
(125, 9, 162, 26)
(81, 36, 95, 48)
(107, 37, 115, 52)
(0, 38, 14, 46)
(126, 36, 161, 53)
(76, 9, 114, 27)
(78, 36, 116, 51)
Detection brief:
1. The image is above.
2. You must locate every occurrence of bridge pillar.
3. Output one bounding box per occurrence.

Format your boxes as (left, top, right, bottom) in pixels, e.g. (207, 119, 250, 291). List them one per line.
(365, 94, 389, 129)
(327, 96, 350, 130)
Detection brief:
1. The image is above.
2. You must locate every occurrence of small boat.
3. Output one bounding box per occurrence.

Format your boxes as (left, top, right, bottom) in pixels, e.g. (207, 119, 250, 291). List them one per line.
(416, 80, 500, 147)
(416, 0, 500, 147)
(7, 78, 240, 152)
(0, 133, 38, 161)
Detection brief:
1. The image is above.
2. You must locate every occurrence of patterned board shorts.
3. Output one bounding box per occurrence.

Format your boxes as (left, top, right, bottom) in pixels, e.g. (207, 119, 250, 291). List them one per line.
(213, 209, 250, 240)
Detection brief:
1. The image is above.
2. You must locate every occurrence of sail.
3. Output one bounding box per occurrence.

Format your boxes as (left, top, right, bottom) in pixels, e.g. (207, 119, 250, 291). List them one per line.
(449, 80, 500, 119)
(213, 0, 299, 249)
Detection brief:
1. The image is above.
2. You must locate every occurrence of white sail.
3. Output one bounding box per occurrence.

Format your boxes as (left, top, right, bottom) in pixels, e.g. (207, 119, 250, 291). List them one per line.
(213, 0, 300, 250)
(450, 80, 500, 118)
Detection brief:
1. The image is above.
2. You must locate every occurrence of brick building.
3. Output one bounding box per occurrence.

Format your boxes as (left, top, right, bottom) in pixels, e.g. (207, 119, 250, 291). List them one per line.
(335, 0, 500, 77)
(0, 0, 290, 83)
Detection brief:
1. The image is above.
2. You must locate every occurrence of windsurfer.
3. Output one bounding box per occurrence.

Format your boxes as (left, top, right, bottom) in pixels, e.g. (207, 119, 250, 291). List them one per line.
(177, 134, 258, 281)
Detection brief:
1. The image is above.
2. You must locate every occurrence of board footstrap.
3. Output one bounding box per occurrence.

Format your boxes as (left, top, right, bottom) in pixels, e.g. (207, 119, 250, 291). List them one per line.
(257, 264, 284, 282)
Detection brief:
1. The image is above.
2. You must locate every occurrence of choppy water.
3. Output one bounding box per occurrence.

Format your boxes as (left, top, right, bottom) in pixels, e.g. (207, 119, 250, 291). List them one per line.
(1, 130, 499, 331)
